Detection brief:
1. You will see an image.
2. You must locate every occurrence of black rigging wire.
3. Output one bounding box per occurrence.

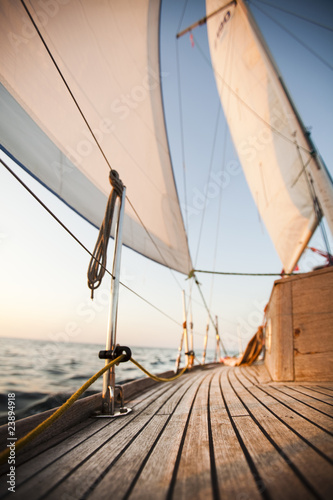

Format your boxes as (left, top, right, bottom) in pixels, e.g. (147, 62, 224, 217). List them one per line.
(190, 33, 314, 154)
(248, 0, 333, 71)
(19, 0, 114, 173)
(19, 0, 185, 294)
(248, 0, 333, 33)
(192, 269, 296, 277)
(176, 41, 189, 241)
(0, 158, 183, 329)
(175, 10, 228, 346)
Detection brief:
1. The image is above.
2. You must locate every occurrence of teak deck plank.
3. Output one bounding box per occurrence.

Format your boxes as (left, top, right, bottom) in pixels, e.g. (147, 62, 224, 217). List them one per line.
(231, 370, 333, 498)
(2, 382, 175, 498)
(129, 371, 204, 500)
(210, 370, 261, 499)
(49, 371, 204, 500)
(302, 385, 333, 398)
(12, 376, 192, 499)
(172, 371, 212, 500)
(282, 385, 333, 407)
(264, 385, 333, 431)
(239, 375, 333, 462)
(1, 364, 332, 500)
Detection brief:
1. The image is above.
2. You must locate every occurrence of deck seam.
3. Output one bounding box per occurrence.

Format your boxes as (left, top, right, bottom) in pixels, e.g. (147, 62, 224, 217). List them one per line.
(234, 372, 333, 466)
(284, 386, 333, 406)
(122, 371, 205, 500)
(83, 375, 197, 500)
(316, 385, 333, 392)
(0, 380, 168, 487)
(302, 386, 333, 398)
(166, 372, 210, 500)
(11, 381, 182, 499)
(273, 386, 333, 420)
(241, 371, 333, 437)
(207, 375, 220, 500)
(220, 369, 270, 500)
(228, 372, 323, 500)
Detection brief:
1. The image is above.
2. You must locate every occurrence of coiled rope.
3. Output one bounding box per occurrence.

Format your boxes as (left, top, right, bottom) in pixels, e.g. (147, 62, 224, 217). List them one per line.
(87, 170, 124, 298)
(0, 355, 187, 465)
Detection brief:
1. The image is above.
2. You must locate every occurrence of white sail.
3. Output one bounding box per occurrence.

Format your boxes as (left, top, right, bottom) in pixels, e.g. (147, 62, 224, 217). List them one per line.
(0, 0, 192, 275)
(206, 0, 333, 273)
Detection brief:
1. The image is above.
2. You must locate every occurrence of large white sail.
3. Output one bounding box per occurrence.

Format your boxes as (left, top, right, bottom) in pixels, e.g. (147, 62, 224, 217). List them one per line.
(206, 0, 333, 273)
(0, 0, 192, 275)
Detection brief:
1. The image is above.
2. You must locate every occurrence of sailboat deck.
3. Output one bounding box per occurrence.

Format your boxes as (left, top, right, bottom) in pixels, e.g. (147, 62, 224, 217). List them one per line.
(0, 363, 333, 499)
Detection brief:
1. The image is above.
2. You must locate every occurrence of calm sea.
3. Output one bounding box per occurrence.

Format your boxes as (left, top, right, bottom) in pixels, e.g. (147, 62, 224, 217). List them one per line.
(0, 337, 217, 424)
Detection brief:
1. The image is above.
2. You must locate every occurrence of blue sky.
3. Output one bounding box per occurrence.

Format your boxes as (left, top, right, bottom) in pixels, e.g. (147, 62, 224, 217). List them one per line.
(0, 0, 332, 356)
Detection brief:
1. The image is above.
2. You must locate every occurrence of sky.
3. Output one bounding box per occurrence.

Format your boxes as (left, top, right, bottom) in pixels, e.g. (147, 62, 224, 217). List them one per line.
(0, 0, 332, 357)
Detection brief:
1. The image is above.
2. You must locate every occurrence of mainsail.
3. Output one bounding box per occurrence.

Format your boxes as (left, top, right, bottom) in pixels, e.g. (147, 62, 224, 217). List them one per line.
(0, 0, 192, 275)
(206, 0, 333, 273)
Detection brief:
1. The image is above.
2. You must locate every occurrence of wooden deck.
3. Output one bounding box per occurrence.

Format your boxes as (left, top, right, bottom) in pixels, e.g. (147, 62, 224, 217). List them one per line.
(0, 363, 332, 499)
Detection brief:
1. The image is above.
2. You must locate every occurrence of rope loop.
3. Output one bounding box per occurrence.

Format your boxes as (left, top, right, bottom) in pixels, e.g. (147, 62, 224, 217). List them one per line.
(109, 169, 124, 197)
(87, 170, 124, 298)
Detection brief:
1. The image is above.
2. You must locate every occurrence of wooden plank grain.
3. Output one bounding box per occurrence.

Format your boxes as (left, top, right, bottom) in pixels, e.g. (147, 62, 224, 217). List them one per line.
(0, 418, 109, 498)
(92, 372, 207, 499)
(244, 363, 272, 385)
(231, 370, 333, 499)
(226, 370, 314, 500)
(220, 368, 248, 417)
(210, 370, 261, 499)
(171, 369, 213, 500)
(48, 371, 204, 500)
(237, 372, 333, 460)
(305, 385, 333, 398)
(6, 379, 185, 499)
(264, 280, 294, 382)
(271, 385, 333, 422)
(292, 268, 333, 382)
(232, 416, 313, 500)
(128, 371, 206, 500)
(316, 384, 333, 392)
(282, 385, 333, 407)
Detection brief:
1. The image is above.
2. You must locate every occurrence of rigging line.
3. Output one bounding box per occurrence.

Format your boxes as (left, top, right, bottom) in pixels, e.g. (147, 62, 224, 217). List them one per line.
(185, 87, 224, 349)
(193, 102, 221, 268)
(192, 274, 227, 356)
(249, 1, 333, 71)
(0, 159, 183, 329)
(124, 196, 184, 291)
(290, 155, 312, 188)
(208, 123, 225, 309)
(175, 38, 189, 242)
(176, 0, 191, 33)
(19, 0, 113, 173)
(191, 25, 228, 269)
(249, 0, 333, 33)
(293, 140, 332, 262)
(20, 0, 185, 293)
(308, 176, 333, 261)
(193, 269, 296, 276)
(208, 18, 235, 311)
(191, 32, 314, 156)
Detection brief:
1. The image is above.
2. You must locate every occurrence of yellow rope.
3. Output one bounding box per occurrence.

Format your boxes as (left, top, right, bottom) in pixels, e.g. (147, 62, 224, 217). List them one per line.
(130, 357, 187, 382)
(0, 353, 188, 466)
(0, 355, 125, 465)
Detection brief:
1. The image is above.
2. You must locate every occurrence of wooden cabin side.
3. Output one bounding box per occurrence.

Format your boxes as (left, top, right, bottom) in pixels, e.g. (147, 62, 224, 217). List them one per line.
(264, 266, 333, 382)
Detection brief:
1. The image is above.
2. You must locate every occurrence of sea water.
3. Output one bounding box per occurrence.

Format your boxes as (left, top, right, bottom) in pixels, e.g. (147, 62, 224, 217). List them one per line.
(0, 337, 217, 424)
